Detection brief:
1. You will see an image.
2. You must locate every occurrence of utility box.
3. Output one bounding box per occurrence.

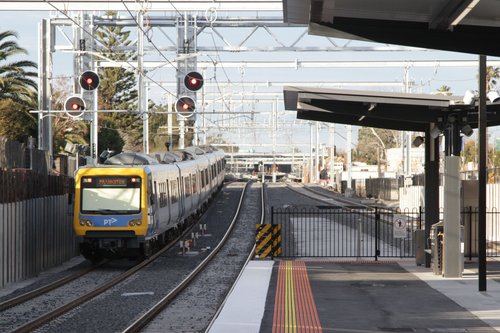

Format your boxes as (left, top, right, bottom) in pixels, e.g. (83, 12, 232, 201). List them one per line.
(414, 229, 426, 266)
(430, 221, 444, 275)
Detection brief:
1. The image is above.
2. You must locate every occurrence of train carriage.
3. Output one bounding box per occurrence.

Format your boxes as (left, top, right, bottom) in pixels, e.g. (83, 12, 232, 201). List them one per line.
(73, 146, 225, 262)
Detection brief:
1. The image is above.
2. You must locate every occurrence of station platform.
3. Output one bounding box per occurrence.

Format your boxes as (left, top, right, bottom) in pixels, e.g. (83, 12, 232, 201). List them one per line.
(209, 259, 500, 332)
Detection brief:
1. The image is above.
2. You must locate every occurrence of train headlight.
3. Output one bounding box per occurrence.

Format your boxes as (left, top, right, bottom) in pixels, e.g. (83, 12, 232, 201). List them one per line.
(129, 218, 142, 227)
(80, 218, 93, 227)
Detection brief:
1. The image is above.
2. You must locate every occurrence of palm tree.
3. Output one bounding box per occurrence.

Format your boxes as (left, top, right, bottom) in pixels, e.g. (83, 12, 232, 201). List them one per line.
(0, 30, 37, 104)
(0, 30, 38, 142)
(436, 85, 452, 96)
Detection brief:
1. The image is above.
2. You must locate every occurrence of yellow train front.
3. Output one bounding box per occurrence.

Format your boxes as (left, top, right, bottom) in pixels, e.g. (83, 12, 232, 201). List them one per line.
(73, 167, 151, 262)
(73, 148, 226, 262)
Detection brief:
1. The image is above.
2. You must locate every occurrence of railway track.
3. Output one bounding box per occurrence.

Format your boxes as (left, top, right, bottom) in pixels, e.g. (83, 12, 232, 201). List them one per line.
(4, 227, 190, 333)
(286, 183, 373, 209)
(1, 182, 247, 333)
(203, 182, 266, 332)
(123, 180, 264, 333)
(280, 183, 417, 258)
(0, 263, 100, 312)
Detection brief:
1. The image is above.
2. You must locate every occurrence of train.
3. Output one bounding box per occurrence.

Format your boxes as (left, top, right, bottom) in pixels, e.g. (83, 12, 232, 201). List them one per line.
(73, 146, 225, 262)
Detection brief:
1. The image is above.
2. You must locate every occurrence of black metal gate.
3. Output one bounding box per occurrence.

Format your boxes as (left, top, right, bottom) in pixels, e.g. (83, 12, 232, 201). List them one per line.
(271, 205, 422, 259)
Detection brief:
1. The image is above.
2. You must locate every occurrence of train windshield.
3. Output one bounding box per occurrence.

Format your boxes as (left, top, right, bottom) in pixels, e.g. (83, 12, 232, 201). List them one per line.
(80, 176, 141, 214)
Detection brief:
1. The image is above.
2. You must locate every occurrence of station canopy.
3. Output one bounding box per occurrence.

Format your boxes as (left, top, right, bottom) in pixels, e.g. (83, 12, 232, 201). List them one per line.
(283, 0, 500, 57)
(284, 86, 500, 131)
(282, 0, 500, 130)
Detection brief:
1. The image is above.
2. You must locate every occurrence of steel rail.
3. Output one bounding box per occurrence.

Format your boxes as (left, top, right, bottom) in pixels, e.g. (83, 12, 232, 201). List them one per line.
(0, 262, 103, 312)
(203, 181, 266, 332)
(9, 209, 205, 333)
(286, 183, 372, 210)
(122, 181, 251, 333)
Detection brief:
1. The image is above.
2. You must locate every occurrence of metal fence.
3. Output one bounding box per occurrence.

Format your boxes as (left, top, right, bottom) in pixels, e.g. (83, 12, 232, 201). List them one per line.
(0, 169, 78, 289)
(272, 205, 500, 260)
(463, 206, 500, 259)
(272, 206, 422, 260)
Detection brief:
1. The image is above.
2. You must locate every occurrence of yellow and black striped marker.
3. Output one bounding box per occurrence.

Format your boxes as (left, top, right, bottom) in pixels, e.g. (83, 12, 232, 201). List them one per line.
(256, 224, 282, 258)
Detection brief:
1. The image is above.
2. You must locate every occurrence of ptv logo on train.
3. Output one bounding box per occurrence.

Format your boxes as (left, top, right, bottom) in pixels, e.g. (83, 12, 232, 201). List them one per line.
(82, 215, 134, 227)
(104, 218, 118, 226)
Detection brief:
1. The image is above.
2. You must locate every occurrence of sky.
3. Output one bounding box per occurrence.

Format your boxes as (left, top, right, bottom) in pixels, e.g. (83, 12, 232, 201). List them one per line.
(1, 8, 499, 154)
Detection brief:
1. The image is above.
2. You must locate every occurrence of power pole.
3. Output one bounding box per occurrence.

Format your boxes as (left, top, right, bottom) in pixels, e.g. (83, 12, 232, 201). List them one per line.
(38, 19, 53, 167)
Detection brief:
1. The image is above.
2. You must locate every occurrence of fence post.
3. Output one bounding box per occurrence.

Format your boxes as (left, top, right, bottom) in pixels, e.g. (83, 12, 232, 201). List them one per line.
(468, 206, 473, 261)
(357, 217, 361, 259)
(419, 206, 423, 230)
(375, 207, 379, 261)
(271, 206, 274, 260)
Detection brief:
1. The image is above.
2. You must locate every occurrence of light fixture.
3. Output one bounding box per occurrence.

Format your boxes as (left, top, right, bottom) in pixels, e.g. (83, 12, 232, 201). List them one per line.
(487, 90, 500, 103)
(461, 124, 473, 137)
(430, 125, 441, 139)
(412, 136, 424, 147)
(368, 103, 376, 111)
(463, 90, 476, 105)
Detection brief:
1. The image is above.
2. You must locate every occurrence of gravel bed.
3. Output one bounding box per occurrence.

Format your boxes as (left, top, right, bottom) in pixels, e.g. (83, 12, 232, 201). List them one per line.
(0, 257, 91, 302)
(0, 260, 134, 332)
(33, 182, 246, 333)
(141, 181, 262, 333)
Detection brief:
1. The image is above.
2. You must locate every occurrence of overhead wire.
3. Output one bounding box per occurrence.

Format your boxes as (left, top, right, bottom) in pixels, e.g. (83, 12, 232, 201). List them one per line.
(44, 0, 178, 102)
(120, 0, 178, 73)
(44, 1, 297, 148)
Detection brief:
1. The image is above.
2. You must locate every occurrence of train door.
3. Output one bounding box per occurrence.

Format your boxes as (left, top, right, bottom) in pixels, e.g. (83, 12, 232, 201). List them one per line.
(148, 179, 159, 235)
(179, 176, 185, 220)
(166, 179, 172, 225)
(153, 181, 160, 231)
(169, 178, 180, 224)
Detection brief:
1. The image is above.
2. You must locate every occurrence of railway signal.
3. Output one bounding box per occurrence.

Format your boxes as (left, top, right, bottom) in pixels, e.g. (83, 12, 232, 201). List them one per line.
(175, 96, 196, 118)
(79, 70, 100, 91)
(65, 96, 86, 117)
(184, 71, 203, 91)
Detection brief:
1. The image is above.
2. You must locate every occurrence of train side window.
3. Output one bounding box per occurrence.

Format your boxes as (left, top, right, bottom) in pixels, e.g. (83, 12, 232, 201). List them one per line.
(151, 181, 156, 206)
(192, 173, 197, 193)
(185, 176, 191, 197)
(166, 179, 170, 201)
(171, 179, 178, 203)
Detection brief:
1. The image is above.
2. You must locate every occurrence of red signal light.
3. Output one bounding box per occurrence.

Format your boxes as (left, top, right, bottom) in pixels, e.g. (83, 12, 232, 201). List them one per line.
(175, 96, 196, 118)
(79, 70, 100, 91)
(184, 71, 203, 91)
(64, 96, 86, 117)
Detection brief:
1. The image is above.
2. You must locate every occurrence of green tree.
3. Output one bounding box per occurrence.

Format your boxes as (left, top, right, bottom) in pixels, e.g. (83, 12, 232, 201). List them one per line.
(95, 12, 139, 153)
(486, 66, 500, 91)
(0, 31, 37, 104)
(148, 104, 170, 152)
(50, 77, 88, 153)
(436, 85, 452, 96)
(355, 127, 399, 164)
(0, 30, 38, 141)
(0, 99, 37, 141)
(463, 139, 476, 164)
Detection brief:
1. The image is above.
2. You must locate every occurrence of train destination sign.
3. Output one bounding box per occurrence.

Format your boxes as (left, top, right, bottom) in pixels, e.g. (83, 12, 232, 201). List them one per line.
(97, 177, 128, 187)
